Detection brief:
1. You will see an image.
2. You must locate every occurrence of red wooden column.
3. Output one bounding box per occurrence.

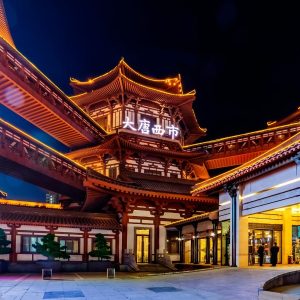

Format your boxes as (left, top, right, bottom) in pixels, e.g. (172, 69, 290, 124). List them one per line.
(154, 213, 160, 262)
(152, 203, 164, 263)
(8, 224, 20, 263)
(80, 228, 90, 262)
(121, 212, 129, 263)
(113, 230, 120, 263)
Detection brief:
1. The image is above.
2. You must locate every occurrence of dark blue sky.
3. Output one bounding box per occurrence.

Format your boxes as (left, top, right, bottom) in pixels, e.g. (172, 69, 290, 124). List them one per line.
(1, 0, 300, 200)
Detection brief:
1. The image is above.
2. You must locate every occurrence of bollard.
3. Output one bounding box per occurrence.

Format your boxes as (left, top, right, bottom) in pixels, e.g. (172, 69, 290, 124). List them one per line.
(42, 268, 52, 280)
(107, 268, 115, 279)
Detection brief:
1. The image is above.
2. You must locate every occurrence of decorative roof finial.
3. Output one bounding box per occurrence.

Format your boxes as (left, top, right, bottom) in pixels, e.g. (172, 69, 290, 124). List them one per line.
(0, 0, 15, 48)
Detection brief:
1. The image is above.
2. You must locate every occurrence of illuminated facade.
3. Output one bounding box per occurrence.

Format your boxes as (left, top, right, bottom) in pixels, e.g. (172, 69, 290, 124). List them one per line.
(193, 129, 300, 266)
(1, 1, 300, 269)
(0, 1, 218, 268)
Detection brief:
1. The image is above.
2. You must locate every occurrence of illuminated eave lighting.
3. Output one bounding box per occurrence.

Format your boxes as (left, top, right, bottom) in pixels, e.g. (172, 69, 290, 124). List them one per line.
(0, 40, 107, 136)
(0, 199, 62, 209)
(184, 122, 300, 148)
(219, 201, 230, 206)
(240, 177, 300, 201)
(192, 132, 300, 194)
(0, 118, 86, 171)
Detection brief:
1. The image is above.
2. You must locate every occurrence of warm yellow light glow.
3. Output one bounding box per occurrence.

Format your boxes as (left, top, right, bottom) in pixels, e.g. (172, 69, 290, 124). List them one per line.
(274, 208, 286, 211)
(0, 199, 62, 209)
(292, 207, 300, 213)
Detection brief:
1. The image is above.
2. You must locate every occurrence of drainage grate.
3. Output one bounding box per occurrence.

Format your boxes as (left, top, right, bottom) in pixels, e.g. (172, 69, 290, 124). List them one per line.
(43, 290, 85, 299)
(147, 287, 182, 293)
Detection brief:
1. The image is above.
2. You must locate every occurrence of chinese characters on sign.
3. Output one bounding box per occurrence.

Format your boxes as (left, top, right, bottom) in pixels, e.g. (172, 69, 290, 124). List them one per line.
(123, 117, 179, 139)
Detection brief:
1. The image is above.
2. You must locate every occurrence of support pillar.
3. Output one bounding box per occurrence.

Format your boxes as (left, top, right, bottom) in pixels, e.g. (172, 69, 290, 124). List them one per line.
(121, 212, 128, 264)
(192, 222, 198, 264)
(225, 183, 238, 267)
(282, 208, 292, 264)
(205, 235, 210, 264)
(8, 224, 18, 263)
(177, 226, 183, 262)
(212, 220, 218, 265)
(113, 230, 120, 264)
(154, 214, 160, 263)
(238, 216, 249, 267)
(80, 228, 90, 263)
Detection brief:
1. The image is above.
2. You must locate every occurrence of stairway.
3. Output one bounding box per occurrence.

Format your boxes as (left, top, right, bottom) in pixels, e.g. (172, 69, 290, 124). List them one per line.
(137, 263, 173, 273)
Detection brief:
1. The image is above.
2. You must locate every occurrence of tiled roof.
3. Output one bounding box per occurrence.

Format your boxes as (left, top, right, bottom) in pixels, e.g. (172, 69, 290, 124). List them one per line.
(123, 171, 195, 194)
(192, 132, 300, 194)
(0, 204, 121, 230)
(0, 0, 15, 48)
(85, 168, 217, 205)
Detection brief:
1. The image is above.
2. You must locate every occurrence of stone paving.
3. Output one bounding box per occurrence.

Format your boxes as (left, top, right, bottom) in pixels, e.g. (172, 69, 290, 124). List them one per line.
(0, 266, 299, 300)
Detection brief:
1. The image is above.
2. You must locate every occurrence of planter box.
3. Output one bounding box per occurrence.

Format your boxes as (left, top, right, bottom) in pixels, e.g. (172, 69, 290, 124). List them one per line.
(61, 262, 87, 272)
(0, 260, 8, 273)
(8, 262, 40, 273)
(88, 261, 116, 272)
(36, 260, 61, 272)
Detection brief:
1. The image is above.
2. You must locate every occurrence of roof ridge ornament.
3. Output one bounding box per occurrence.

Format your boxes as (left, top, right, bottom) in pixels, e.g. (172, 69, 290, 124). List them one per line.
(0, 0, 15, 48)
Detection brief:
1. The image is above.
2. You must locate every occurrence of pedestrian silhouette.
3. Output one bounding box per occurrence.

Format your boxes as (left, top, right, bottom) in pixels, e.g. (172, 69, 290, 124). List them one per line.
(258, 244, 265, 266)
(270, 242, 279, 267)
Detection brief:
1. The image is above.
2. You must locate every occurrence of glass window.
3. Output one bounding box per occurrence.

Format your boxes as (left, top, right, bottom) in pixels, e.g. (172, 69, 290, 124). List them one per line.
(108, 167, 117, 179)
(59, 238, 79, 254)
(22, 236, 42, 253)
(184, 240, 191, 263)
(249, 228, 282, 265)
(293, 225, 300, 263)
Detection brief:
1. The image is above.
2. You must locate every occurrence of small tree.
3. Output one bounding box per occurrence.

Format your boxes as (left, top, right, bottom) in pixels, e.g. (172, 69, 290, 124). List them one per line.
(0, 228, 11, 255)
(32, 233, 70, 260)
(89, 233, 111, 261)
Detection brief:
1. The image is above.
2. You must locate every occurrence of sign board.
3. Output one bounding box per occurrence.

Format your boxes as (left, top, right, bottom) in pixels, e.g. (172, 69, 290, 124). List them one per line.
(123, 117, 180, 139)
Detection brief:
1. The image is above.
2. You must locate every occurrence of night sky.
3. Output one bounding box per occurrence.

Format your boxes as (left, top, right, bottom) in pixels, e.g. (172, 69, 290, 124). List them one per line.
(1, 0, 300, 200)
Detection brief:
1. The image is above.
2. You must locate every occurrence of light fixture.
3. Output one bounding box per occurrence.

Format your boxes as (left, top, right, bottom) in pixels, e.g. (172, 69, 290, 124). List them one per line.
(220, 201, 230, 206)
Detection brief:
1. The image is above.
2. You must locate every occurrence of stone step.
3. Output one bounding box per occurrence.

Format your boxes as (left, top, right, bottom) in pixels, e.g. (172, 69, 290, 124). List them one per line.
(137, 263, 172, 273)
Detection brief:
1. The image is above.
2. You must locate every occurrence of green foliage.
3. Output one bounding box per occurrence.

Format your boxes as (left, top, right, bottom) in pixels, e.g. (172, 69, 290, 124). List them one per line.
(0, 228, 11, 255)
(32, 233, 70, 260)
(89, 233, 111, 261)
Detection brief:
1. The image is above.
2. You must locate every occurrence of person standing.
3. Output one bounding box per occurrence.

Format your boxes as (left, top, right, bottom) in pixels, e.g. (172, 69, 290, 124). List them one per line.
(270, 242, 279, 267)
(258, 244, 265, 266)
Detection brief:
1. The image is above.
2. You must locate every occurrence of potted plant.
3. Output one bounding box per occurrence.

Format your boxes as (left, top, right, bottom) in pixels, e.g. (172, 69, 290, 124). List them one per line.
(88, 233, 112, 271)
(0, 228, 11, 273)
(33, 233, 70, 272)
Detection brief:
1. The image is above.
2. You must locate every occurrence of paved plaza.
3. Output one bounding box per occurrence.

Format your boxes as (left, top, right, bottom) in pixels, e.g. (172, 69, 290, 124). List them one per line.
(0, 266, 299, 300)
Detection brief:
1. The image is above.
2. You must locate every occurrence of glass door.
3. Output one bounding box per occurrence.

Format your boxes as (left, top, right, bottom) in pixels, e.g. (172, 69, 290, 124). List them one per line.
(184, 240, 191, 263)
(136, 229, 150, 263)
(198, 238, 207, 263)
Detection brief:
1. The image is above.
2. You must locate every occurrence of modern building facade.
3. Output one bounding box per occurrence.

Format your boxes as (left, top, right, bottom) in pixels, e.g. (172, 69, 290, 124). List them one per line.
(193, 130, 300, 266)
